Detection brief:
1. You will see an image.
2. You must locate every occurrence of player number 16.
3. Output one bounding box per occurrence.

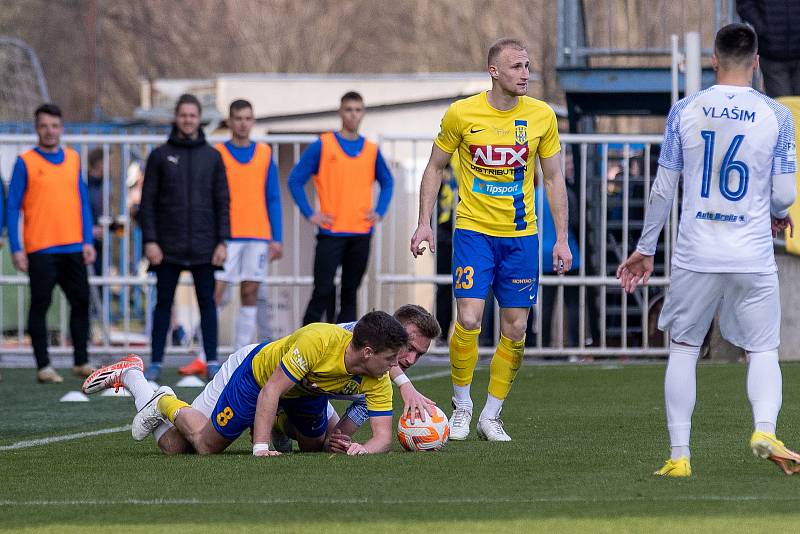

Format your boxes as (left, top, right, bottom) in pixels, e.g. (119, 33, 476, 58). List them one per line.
(700, 130, 749, 202)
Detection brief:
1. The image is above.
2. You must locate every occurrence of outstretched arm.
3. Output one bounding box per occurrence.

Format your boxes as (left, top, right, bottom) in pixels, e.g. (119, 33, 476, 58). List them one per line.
(410, 144, 452, 257)
(617, 165, 681, 293)
(390, 366, 435, 422)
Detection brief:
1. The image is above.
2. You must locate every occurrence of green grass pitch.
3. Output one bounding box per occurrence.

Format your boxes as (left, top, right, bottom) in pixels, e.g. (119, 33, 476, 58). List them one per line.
(3, 362, 800, 533)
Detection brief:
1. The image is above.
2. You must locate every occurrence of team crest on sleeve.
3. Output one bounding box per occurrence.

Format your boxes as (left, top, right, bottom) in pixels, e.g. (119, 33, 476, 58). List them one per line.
(515, 120, 528, 145)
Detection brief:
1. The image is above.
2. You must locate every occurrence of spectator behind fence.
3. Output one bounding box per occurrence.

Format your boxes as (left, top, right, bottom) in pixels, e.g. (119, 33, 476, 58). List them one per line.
(738, 0, 800, 97)
(7, 103, 96, 383)
(289, 91, 394, 325)
(179, 99, 283, 378)
(87, 147, 105, 275)
(139, 93, 230, 382)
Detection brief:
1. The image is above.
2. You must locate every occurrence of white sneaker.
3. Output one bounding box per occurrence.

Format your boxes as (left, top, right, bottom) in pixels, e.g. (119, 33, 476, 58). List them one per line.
(477, 416, 511, 441)
(131, 386, 174, 441)
(449, 399, 472, 440)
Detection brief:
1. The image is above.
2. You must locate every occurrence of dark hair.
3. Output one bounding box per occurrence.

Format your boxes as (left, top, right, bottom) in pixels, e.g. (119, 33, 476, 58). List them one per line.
(352, 311, 408, 353)
(229, 99, 252, 115)
(34, 103, 62, 122)
(488, 37, 527, 67)
(174, 93, 202, 115)
(714, 23, 757, 68)
(88, 147, 104, 169)
(340, 91, 364, 106)
(394, 304, 441, 340)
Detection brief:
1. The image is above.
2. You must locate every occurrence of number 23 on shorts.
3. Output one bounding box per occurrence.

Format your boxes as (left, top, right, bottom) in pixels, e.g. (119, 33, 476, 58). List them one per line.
(455, 265, 474, 289)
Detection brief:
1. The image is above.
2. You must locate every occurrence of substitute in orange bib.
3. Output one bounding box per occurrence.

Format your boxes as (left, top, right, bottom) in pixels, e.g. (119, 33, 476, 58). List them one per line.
(288, 91, 394, 325)
(7, 103, 96, 383)
(180, 99, 283, 378)
(410, 38, 573, 442)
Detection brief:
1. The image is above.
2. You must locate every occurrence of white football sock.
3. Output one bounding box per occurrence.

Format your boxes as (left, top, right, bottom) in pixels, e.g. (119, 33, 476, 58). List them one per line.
(122, 368, 157, 412)
(235, 306, 257, 349)
(256, 284, 272, 340)
(665, 343, 701, 460)
(480, 393, 504, 420)
(453, 384, 472, 410)
(747, 349, 781, 435)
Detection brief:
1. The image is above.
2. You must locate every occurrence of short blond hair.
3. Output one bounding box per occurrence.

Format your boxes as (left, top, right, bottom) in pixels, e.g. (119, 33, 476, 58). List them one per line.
(488, 38, 527, 67)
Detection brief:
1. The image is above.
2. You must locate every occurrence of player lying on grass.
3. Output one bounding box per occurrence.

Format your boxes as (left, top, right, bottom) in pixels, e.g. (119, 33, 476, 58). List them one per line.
(270, 304, 442, 453)
(617, 23, 800, 477)
(83, 311, 407, 456)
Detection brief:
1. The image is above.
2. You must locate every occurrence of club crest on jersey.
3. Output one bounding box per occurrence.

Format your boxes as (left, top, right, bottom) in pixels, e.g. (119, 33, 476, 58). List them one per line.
(515, 119, 528, 145)
(340, 380, 361, 395)
(515, 125, 527, 145)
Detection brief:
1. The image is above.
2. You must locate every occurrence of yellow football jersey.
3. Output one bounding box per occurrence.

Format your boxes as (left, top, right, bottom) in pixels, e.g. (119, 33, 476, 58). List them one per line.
(435, 92, 561, 237)
(250, 323, 393, 416)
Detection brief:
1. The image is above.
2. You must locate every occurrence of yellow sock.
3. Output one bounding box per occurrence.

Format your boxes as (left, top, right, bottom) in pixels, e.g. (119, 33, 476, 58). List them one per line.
(450, 322, 480, 387)
(158, 395, 189, 423)
(487, 334, 524, 400)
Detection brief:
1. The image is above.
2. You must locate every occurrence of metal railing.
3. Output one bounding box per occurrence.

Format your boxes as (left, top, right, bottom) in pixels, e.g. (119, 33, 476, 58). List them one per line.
(0, 132, 674, 362)
(556, 0, 737, 67)
(375, 133, 674, 357)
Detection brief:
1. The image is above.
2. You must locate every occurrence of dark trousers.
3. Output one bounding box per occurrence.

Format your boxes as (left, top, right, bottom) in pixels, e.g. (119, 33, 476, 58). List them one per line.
(760, 57, 800, 98)
(28, 252, 89, 369)
(303, 234, 371, 325)
(151, 262, 217, 364)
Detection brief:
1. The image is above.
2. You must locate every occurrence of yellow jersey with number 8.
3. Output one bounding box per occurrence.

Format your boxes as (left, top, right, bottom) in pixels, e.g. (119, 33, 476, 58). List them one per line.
(434, 92, 561, 237)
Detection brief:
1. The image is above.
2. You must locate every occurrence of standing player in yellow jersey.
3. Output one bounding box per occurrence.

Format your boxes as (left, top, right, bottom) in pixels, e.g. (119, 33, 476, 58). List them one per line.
(410, 38, 572, 441)
(82, 311, 407, 456)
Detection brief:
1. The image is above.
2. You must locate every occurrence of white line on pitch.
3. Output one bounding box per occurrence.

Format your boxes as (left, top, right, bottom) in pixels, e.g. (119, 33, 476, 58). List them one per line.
(0, 495, 798, 506)
(408, 369, 453, 381)
(0, 425, 131, 452)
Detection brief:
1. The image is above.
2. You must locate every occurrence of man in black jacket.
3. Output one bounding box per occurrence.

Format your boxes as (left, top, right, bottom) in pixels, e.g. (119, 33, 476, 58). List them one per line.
(738, 0, 800, 97)
(140, 93, 230, 381)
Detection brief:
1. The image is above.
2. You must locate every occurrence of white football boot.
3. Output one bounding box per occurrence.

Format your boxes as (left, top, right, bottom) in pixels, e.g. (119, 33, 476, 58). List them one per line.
(131, 386, 174, 441)
(477, 415, 512, 442)
(449, 399, 473, 440)
(82, 355, 144, 394)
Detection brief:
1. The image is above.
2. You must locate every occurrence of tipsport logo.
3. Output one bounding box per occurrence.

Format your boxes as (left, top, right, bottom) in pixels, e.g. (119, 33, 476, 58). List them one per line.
(472, 177, 523, 197)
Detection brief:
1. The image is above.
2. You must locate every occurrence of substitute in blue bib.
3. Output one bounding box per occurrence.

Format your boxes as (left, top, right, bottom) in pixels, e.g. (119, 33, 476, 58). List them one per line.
(410, 38, 573, 443)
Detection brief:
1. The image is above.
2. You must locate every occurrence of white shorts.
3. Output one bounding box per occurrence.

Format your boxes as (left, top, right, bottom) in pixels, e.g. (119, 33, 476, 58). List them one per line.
(215, 241, 268, 283)
(153, 344, 257, 441)
(658, 267, 780, 352)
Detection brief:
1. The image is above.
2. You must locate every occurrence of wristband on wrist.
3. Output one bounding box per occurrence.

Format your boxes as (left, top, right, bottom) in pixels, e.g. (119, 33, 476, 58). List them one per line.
(392, 373, 410, 387)
(252, 442, 271, 455)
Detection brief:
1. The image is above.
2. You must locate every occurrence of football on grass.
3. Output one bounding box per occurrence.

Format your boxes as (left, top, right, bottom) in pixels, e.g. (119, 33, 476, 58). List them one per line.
(397, 405, 449, 451)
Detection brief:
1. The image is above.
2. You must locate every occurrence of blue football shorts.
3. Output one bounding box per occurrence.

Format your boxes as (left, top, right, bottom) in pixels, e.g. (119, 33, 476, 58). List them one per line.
(452, 228, 539, 308)
(211, 345, 329, 440)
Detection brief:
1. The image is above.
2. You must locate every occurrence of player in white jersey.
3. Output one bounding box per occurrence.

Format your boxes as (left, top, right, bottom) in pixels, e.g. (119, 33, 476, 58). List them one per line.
(617, 23, 799, 477)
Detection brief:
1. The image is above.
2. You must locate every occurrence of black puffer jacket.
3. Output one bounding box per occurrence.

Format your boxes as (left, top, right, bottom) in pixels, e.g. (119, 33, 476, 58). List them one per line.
(140, 126, 230, 265)
(738, 0, 800, 60)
